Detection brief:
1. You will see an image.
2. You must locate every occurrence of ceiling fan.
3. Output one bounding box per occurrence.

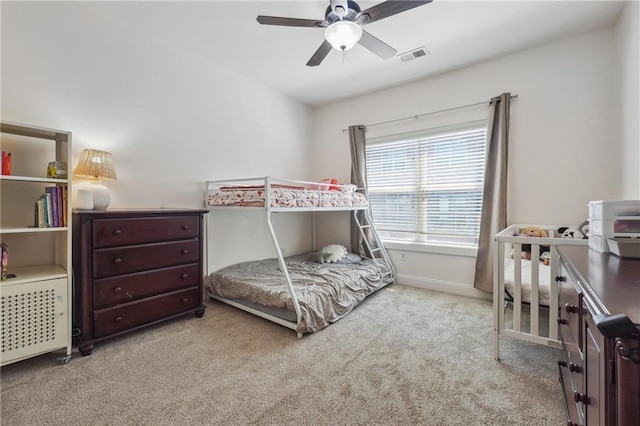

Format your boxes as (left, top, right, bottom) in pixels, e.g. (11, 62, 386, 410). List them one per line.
(257, 0, 432, 67)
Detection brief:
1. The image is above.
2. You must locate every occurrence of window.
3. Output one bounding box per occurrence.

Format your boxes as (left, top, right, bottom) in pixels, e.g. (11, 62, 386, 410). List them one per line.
(366, 124, 487, 246)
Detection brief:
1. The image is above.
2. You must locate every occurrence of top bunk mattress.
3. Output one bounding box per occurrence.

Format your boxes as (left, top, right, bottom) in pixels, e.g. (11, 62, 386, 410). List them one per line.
(206, 178, 368, 209)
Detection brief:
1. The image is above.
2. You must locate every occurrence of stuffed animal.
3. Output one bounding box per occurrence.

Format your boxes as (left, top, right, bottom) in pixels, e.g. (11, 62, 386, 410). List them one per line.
(578, 220, 589, 237)
(309, 244, 348, 264)
(559, 226, 584, 239)
(321, 244, 348, 263)
(558, 220, 589, 239)
(512, 226, 550, 262)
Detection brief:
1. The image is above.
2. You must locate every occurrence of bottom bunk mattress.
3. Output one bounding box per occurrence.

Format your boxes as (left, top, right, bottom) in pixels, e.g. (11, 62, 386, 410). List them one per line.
(205, 253, 394, 333)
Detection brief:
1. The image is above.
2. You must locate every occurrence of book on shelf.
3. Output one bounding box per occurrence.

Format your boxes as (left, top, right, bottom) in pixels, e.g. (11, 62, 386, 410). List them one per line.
(1, 242, 8, 280)
(61, 186, 68, 227)
(45, 187, 59, 227)
(34, 185, 68, 228)
(35, 199, 45, 228)
(57, 186, 64, 227)
(43, 192, 52, 227)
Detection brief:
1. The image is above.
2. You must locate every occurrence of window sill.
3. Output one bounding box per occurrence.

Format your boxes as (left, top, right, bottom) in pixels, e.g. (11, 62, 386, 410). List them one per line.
(383, 240, 478, 257)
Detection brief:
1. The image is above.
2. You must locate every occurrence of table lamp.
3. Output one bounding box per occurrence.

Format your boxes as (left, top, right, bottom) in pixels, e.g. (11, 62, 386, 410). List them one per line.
(72, 149, 117, 210)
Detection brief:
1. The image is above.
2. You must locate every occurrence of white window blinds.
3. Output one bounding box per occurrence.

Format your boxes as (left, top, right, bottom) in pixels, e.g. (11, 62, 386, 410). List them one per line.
(366, 126, 487, 246)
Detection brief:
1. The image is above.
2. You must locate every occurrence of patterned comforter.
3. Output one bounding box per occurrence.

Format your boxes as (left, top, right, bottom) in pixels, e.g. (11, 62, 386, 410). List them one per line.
(206, 184, 368, 208)
(205, 254, 393, 333)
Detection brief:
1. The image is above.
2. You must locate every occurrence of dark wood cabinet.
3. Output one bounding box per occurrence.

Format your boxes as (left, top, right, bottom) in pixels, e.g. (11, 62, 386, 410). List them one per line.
(557, 246, 640, 426)
(72, 209, 207, 355)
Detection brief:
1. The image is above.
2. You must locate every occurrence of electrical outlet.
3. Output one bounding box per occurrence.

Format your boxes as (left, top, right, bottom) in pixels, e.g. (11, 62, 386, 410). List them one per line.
(400, 251, 407, 261)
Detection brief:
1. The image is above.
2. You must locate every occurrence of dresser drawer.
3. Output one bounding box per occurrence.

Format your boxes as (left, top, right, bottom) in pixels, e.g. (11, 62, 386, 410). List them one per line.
(92, 288, 199, 337)
(93, 216, 200, 248)
(559, 357, 581, 426)
(93, 263, 200, 308)
(93, 240, 200, 278)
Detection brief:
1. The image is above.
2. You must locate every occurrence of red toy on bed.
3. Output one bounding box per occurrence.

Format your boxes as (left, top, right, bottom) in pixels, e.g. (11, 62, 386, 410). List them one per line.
(320, 178, 340, 190)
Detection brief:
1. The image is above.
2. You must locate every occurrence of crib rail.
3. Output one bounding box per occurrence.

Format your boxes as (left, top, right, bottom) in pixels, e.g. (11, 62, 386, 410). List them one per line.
(493, 224, 588, 360)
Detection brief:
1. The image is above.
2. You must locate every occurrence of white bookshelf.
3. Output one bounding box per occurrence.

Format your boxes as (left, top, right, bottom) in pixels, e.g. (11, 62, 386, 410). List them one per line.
(0, 121, 73, 366)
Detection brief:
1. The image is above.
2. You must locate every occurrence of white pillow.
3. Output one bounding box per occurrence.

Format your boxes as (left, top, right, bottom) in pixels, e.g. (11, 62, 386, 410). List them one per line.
(321, 244, 348, 263)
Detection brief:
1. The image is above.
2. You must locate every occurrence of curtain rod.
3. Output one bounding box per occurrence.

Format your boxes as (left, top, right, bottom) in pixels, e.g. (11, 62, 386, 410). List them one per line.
(341, 93, 519, 132)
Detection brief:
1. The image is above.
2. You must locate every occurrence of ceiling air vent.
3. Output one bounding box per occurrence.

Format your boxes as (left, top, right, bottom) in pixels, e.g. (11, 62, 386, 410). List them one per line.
(399, 47, 430, 62)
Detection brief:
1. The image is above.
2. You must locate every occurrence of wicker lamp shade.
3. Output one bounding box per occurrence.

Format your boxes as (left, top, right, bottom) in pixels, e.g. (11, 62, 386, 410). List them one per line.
(73, 149, 117, 181)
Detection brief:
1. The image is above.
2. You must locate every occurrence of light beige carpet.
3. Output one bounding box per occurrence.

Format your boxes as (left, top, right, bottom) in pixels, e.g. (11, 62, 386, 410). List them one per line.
(1, 285, 563, 425)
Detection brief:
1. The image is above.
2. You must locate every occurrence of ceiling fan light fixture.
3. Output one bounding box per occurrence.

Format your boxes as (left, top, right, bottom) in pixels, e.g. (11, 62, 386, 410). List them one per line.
(324, 20, 363, 51)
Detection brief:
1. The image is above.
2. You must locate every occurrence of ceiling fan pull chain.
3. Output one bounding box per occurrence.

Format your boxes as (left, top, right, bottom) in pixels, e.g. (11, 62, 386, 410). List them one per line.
(342, 48, 346, 63)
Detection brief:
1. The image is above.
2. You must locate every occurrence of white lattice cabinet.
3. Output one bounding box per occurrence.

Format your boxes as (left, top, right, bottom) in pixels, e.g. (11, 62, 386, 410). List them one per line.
(0, 122, 72, 366)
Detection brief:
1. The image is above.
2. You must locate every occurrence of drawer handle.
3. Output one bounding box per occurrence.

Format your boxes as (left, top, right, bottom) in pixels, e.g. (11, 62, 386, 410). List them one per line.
(114, 258, 122, 264)
(573, 391, 591, 405)
(568, 362, 582, 373)
(113, 229, 122, 236)
(617, 343, 640, 364)
(558, 318, 568, 325)
(113, 286, 122, 293)
(114, 316, 122, 323)
(181, 273, 188, 279)
(181, 225, 189, 231)
(565, 304, 579, 314)
(181, 249, 188, 255)
(555, 275, 566, 282)
(181, 298, 189, 304)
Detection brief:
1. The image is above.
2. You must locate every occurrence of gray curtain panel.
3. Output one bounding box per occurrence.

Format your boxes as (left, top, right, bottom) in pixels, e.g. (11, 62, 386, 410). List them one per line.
(473, 92, 511, 293)
(348, 124, 371, 257)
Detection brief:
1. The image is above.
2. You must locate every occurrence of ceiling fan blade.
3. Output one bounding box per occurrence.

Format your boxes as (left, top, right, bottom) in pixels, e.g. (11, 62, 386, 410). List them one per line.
(306, 40, 333, 67)
(358, 30, 397, 59)
(257, 15, 326, 28)
(358, 0, 432, 25)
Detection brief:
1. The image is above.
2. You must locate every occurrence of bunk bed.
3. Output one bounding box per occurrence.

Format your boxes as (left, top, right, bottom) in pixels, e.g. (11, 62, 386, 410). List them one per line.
(493, 224, 588, 360)
(203, 177, 395, 337)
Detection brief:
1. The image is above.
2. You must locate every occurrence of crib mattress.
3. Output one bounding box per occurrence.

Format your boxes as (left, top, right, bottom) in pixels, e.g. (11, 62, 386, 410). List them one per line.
(503, 259, 552, 306)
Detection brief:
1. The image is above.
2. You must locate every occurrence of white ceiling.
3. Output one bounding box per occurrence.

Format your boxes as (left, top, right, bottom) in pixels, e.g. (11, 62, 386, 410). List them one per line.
(82, 0, 625, 107)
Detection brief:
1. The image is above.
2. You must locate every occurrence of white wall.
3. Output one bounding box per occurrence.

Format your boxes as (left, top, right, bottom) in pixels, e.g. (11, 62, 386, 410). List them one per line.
(3, 3, 635, 295)
(1, 2, 314, 270)
(616, 0, 640, 198)
(311, 27, 623, 296)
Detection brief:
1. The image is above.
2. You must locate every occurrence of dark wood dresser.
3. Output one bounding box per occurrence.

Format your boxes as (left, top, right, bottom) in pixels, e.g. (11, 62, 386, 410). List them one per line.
(557, 246, 640, 426)
(72, 209, 207, 355)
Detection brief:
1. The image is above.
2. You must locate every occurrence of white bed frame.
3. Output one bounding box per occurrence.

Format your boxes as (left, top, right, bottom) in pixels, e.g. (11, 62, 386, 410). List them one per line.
(493, 224, 588, 360)
(203, 176, 395, 338)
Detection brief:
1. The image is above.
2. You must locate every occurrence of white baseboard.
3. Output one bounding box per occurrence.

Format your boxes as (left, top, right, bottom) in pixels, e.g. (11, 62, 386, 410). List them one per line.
(395, 273, 491, 300)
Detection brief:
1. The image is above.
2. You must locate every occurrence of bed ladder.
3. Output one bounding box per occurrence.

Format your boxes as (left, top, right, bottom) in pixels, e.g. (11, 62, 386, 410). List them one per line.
(353, 209, 395, 281)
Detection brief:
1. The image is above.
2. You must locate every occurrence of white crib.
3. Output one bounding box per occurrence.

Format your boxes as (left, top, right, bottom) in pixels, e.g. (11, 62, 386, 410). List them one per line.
(493, 224, 588, 360)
